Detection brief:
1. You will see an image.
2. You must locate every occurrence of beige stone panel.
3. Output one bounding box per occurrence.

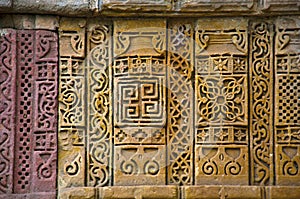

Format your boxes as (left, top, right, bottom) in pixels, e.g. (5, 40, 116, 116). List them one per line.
(184, 186, 262, 199)
(99, 186, 178, 199)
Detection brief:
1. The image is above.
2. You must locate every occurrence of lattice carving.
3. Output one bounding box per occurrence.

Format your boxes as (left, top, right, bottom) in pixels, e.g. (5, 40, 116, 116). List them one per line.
(250, 21, 274, 185)
(56, 18, 300, 194)
(0, 29, 58, 195)
(13, 30, 35, 193)
(275, 17, 300, 185)
(167, 20, 194, 185)
(195, 18, 249, 185)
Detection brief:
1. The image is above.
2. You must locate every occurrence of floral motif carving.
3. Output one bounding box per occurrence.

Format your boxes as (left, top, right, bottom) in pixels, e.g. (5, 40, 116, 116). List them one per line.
(197, 76, 247, 125)
(0, 29, 16, 194)
(250, 21, 274, 185)
(55, 18, 300, 195)
(196, 146, 248, 185)
(87, 22, 112, 187)
(195, 18, 249, 185)
(114, 145, 166, 185)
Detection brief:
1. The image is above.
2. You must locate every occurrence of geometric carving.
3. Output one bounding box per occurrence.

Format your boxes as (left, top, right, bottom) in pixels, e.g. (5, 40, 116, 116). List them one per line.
(195, 18, 249, 185)
(115, 76, 165, 126)
(58, 18, 86, 190)
(113, 19, 166, 185)
(275, 17, 300, 186)
(56, 17, 300, 196)
(0, 29, 58, 195)
(276, 74, 300, 125)
(115, 127, 165, 145)
(167, 20, 194, 185)
(14, 30, 35, 193)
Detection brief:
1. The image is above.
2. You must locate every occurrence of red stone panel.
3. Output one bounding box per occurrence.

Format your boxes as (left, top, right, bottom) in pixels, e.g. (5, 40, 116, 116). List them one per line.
(0, 29, 58, 196)
(0, 29, 17, 194)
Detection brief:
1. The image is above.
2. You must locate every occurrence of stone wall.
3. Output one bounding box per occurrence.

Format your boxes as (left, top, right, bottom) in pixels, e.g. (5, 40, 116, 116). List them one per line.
(0, 1, 300, 199)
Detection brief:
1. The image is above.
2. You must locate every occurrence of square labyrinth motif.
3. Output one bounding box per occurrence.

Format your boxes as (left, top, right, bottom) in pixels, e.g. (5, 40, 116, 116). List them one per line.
(115, 76, 166, 126)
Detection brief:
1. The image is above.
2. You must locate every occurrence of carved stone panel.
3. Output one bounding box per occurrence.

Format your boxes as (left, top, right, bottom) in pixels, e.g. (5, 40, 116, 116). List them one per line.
(0, 29, 58, 195)
(58, 18, 87, 189)
(275, 16, 300, 186)
(250, 21, 274, 185)
(57, 17, 300, 198)
(167, 20, 194, 185)
(195, 18, 249, 185)
(113, 19, 167, 185)
(0, 29, 16, 194)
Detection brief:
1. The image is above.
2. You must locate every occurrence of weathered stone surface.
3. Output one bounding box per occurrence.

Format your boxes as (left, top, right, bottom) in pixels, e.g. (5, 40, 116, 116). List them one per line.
(274, 16, 300, 186)
(0, 0, 11, 9)
(113, 19, 167, 186)
(14, 0, 91, 15)
(179, 0, 255, 12)
(99, 186, 178, 199)
(266, 186, 300, 199)
(58, 17, 87, 190)
(184, 186, 262, 199)
(57, 17, 300, 195)
(250, 20, 274, 186)
(261, 0, 300, 12)
(0, 192, 56, 199)
(35, 15, 59, 30)
(0, 15, 58, 30)
(0, 29, 16, 194)
(59, 186, 179, 199)
(0, 0, 299, 15)
(101, 0, 171, 11)
(59, 187, 96, 199)
(0, 0, 299, 16)
(195, 18, 249, 186)
(0, 29, 58, 195)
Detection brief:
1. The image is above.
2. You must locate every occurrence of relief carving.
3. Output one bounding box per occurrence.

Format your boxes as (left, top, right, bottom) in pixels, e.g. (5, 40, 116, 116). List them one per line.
(195, 18, 249, 185)
(0, 29, 58, 195)
(250, 21, 274, 185)
(113, 19, 167, 185)
(275, 17, 300, 186)
(56, 17, 300, 198)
